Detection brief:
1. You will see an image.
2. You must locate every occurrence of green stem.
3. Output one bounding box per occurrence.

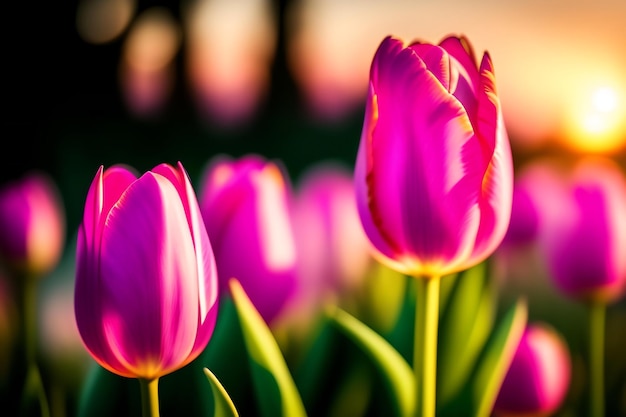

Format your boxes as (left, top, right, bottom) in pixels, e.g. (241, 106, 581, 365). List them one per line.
(17, 273, 38, 365)
(139, 378, 160, 417)
(413, 275, 441, 417)
(589, 301, 605, 417)
(16, 273, 51, 417)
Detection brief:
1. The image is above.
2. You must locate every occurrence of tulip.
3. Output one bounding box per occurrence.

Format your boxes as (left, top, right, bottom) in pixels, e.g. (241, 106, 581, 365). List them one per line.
(535, 157, 626, 417)
(494, 161, 556, 292)
(354, 35, 512, 278)
(493, 322, 571, 417)
(500, 176, 541, 250)
(354, 34, 512, 417)
(74, 162, 219, 417)
(295, 162, 371, 295)
(538, 158, 626, 303)
(198, 154, 298, 325)
(286, 162, 372, 329)
(0, 172, 65, 416)
(0, 172, 65, 278)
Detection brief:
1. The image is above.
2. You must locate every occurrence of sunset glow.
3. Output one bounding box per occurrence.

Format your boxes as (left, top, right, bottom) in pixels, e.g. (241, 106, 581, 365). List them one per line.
(564, 85, 626, 154)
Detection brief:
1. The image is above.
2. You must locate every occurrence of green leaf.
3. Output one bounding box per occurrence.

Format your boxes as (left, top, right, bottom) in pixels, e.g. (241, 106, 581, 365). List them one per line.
(440, 298, 527, 417)
(199, 297, 256, 415)
(203, 368, 239, 417)
(229, 278, 307, 417)
(327, 306, 416, 417)
(437, 262, 496, 405)
(20, 364, 50, 417)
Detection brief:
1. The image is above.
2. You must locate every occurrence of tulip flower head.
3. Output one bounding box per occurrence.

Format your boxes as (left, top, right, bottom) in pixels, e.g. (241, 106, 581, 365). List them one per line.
(74, 162, 219, 380)
(0, 172, 65, 278)
(354, 34, 513, 278)
(493, 322, 571, 417)
(288, 162, 372, 323)
(199, 154, 298, 325)
(538, 157, 626, 304)
(500, 176, 541, 250)
(294, 162, 372, 296)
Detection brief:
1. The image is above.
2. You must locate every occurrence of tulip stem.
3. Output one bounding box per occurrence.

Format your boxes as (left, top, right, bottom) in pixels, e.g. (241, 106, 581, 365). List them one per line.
(413, 275, 440, 417)
(589, 300, 605, 417)
(18, 273, 38, 365)
(139, 378, 160, 417)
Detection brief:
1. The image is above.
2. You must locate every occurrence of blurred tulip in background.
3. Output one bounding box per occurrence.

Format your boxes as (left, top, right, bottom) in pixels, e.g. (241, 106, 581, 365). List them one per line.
(0, 172, 66, 279)
(199, 154, 298, 325)
(285, 162, 373, 328)
(493, 322, 571, 417)
(537, 157, 626, 304)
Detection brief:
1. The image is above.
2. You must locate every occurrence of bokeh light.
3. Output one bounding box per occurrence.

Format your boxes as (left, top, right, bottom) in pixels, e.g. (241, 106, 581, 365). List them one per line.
(119, 7, 182, 118)
(76, 0, 136, 44)
(184, 0, 276, 128)
(285, 0, 626, 149)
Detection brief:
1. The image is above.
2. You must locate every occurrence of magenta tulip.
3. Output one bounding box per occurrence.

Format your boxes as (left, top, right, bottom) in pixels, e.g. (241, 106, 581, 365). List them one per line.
(354, 35, 513, 278)
(500, 176, 541, 249)
(355, 34, 512, 417)
(493, 322, 571, 417)
(538, 157, 626, 303)
(199, 154, 298, 325)
(0, 172, 65, 278)
(289, 162, 372, 322)
(74, 162, 219, 380)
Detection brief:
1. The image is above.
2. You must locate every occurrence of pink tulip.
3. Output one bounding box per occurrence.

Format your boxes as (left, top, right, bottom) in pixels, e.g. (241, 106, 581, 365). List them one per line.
(493, 322, 571, 417)
(290, 162, 372, 318)
(500, 176, 541, 249)
(74, 162, 219, 380)
(538, 157, 626, 303)
(354, 35, 513, 277)
(199, 154, 298, 325)
(0, 172, 65, 278)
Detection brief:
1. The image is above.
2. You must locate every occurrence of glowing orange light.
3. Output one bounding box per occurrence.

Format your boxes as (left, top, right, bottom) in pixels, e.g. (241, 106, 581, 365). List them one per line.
(563, 85, 626, 154)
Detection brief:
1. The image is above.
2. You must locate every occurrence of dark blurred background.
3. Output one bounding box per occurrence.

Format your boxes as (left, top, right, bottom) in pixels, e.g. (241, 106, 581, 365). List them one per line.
(3, 0, 367, 238)
(4, 0, 626, 237)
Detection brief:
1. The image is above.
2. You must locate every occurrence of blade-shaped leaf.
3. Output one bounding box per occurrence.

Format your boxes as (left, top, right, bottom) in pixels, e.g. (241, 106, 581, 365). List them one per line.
(20, 364, 50, 417)
(437, 261, 495, 404)
(229, 278, 307, 417)
(439, 298, 527, 417)
(203, 368, 239, 417)
(328, 306, 416, 417)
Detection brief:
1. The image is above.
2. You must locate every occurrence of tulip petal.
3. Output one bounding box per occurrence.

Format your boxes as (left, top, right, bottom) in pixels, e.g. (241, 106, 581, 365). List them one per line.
(439, 36, 480, 97)
(408, 43, 455, 93)
(153, 161, 219, 332)
(76, 166, 139, 376)
(355, 86, 406, 270)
